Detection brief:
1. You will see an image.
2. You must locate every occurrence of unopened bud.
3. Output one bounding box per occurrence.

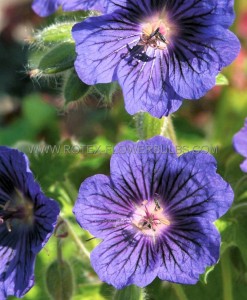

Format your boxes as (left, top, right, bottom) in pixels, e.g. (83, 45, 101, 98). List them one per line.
(46, 259, 74, 300)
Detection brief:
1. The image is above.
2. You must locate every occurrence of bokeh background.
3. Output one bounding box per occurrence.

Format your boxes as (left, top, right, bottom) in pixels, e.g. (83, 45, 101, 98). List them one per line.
(0, 0, 247, 299)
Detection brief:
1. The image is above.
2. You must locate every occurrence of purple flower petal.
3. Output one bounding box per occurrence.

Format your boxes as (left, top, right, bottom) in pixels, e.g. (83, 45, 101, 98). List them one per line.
(0, 147, 60, 298)
(117, 50, 183, 117)
(73, 12, 140, 84)
(157, 217, 220, 284)
(73, 0, 240, 117)
(233, 119, 247, 172)
(169, 30, 240, 99)
(110, 137, 177, 200)
(74, 174, 134, 239)
(32, 0, 59, 17)
(163, 151, 234, 222)
(32, 0, 110, 17)
(91, 230, 159, 288)
(74, 137, 233, 288)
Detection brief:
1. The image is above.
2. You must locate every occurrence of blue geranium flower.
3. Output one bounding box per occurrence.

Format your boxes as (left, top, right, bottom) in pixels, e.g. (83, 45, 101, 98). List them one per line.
(73, 136, 233, 289)
(72, 0, 240, 118)
(32, 0, 110, 17)
(0, 147, 60, 298)
(233, 118, 247, 172)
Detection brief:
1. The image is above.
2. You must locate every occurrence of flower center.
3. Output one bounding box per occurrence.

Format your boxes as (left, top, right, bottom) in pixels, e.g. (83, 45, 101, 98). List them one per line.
(140, 20, 169, 51)
(132, 197, 170, 242)
(0, 189, 34, 232)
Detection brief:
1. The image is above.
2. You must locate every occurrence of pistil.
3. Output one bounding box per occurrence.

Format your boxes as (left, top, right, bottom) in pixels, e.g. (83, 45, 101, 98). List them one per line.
(132, 198, 170, 242)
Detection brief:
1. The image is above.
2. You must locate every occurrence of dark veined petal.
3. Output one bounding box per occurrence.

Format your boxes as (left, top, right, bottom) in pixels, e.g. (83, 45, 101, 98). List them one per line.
(32, 0, 59, 17)
(0, 194, 59, 297)
(0, 226, 35, 298)
(72, 0, 239, 117)
(117, 50, 183, 117)
(170, 0, 236, 30)
(73, 12, 140, 85)
(157, 217, 220, 284)
(161, 151, 234, 222)
(30, 192, 60, 253)
(91, 230, 159, 288)
(61, 0, 110, 13)
(233, 118, 247, 172)
(0, 147, 31, 195)
(110, 136, 177, 202)
(0, 147, 60, 298)
(74, 137, 233, 288)
(0, 286, 5, 300)
(73, 175, 134, 239)
(168, 30, 240, 99)
(32, 0, 110, 17)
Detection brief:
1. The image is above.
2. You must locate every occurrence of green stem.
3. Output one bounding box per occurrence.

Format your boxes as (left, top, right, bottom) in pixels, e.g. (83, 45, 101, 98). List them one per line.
(57, 239, 63, 263)
(172, 284, 188, 300)
(221, 250, 233, 300)
(63, 218, 90, 259)
(134, 113, 177, 145)
(134, 112, 145, 140)
(234, 175, 247, 197)
(160, 116, 177, 145)
(231, 202, 247, 214)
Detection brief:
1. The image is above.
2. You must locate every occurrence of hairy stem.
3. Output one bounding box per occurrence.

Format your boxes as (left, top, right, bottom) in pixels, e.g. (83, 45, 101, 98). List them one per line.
(160, 116, 177, 145)
(63, 218, 90, 259)
(135, 112, 177, 145)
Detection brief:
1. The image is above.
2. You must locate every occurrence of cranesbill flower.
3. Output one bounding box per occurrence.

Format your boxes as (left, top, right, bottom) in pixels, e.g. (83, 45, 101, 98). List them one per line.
(32, 0, 110, 17)
(73, 136, 233, 288)
(0, 147, 60, 298)
(73, 0, 240, 118)
(233, 118, 247, 172)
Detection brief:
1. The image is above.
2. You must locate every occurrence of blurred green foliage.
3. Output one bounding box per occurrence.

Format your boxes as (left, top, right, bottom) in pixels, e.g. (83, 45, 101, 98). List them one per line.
(1, 0, 247, 299)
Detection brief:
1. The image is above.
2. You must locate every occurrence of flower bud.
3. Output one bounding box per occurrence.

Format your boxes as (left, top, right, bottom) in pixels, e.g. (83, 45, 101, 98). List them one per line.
(32, 22, 75, 46)
(33, 42, 76, 76)
(46, 259, 74, 300)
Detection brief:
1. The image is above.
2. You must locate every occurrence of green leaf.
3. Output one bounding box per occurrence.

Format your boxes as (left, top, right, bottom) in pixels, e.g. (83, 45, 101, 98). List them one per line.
(200, 265, 215, 284)
(26, 140, 82, 198)
(216, 73, 229, 86)
(215, 219, 236, 255)
(213, 88, 247, 146)
(94, 82, 118, 105)
(113, 286, 145, 300)
(0, 94, 58, 146)
(23, 94, 57, 130)
(35, 41, 76, 75)
(235, 216, 247, 266)
(64, 69, 91, 103)
(73, 284, 110, 300)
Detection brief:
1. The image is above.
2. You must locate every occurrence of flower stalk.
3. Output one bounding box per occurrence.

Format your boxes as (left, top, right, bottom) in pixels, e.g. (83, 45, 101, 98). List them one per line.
(135, 113, 177, 145)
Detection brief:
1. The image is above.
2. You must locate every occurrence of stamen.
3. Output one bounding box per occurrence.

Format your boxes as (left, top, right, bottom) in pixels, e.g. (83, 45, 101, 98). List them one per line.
(0, 192, 34, 232)
(132, 196, 170, 241)
(6, 220, 12, 232)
